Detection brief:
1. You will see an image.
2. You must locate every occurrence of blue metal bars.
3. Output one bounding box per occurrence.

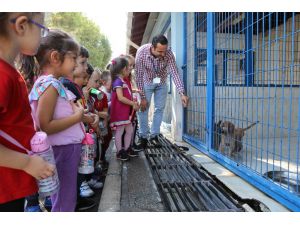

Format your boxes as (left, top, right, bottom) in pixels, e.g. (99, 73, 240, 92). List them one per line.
(183, 12, 300, 211)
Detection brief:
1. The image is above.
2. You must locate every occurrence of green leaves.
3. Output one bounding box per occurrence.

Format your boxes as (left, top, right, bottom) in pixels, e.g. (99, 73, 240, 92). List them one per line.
(46, 12, 112, 69)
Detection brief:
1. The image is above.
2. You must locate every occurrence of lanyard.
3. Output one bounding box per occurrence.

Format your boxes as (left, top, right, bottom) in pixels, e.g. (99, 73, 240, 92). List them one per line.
(0, 130, 31, 153)
(65, 78, 87, 108)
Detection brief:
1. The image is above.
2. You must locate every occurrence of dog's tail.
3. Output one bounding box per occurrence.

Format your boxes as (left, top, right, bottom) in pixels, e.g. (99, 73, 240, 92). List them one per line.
(242, 121, 259, 132)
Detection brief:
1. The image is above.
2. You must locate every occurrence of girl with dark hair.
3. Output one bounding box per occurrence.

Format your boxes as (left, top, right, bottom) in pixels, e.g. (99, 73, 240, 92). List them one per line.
(0, 12, 55, 212)
(27, 29, 85, 212)
(109, 57, 139, 161)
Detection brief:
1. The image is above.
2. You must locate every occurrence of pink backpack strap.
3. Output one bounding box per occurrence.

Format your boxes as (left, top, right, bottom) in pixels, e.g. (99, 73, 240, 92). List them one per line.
(0, 130, 31, 154)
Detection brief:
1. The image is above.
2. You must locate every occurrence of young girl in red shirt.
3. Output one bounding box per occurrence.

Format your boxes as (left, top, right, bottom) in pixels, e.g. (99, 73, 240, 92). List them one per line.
(0, 12, 54, 212)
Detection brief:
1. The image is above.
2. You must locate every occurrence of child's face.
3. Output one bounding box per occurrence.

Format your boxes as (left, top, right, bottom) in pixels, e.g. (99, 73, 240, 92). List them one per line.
(73, 55, 88, 87)
(127, 58, 135, 74)
(12, 13, 46, 56)
(73, 56, 88, 77)
(102, 76, 112, 91)
(74, 72, 89, 88)
(61, 52, 77, 77)
(122, 66, 130, 77)
(87, 72, 101, 89)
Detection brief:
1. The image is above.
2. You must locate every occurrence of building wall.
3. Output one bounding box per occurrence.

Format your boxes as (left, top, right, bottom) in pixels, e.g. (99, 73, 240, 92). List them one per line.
(186, 12, 300, 139)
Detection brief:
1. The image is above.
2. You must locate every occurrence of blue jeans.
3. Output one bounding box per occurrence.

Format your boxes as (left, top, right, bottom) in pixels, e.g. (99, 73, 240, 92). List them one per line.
(138, 84, 168, 138)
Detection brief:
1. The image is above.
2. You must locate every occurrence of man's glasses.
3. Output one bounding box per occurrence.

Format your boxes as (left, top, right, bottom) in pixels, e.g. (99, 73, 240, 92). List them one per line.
(10, 18, 50, 38)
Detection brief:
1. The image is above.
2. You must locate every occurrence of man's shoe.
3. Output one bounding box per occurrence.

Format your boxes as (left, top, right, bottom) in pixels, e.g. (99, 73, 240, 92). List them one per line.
(128, 148, 139, 157)
(133, 138, 147, 151)
(80, 181, 95, 198)
(150, 136, 162, 148)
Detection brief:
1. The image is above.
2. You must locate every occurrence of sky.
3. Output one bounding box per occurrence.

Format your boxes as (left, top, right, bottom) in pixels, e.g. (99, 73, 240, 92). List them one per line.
(84, 11, 128, 60)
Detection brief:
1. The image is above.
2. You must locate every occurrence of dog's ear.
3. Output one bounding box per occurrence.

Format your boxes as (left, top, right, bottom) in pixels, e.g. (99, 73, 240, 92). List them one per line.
(229, 122, 235, 134)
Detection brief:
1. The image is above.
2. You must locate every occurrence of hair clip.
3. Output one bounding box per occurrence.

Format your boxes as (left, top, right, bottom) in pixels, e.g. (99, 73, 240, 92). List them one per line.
(111, 59, 116, 65)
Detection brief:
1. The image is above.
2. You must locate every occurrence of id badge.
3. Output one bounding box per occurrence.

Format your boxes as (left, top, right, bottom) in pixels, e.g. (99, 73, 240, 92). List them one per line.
(153, 77, 161, 84)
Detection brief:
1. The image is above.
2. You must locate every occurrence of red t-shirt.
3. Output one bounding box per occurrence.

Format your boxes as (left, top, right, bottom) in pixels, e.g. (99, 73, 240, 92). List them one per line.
(0, 58, 38, 204)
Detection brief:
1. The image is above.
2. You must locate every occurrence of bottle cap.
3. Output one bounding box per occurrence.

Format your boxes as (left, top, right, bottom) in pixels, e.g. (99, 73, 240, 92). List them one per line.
(82, 133, 95, 145)
(30, 131, 50, 153)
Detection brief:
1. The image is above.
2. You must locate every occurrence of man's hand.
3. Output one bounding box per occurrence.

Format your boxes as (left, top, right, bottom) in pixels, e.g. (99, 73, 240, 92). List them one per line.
(140, 98, 148, 112)
(181, 94, 189, 108)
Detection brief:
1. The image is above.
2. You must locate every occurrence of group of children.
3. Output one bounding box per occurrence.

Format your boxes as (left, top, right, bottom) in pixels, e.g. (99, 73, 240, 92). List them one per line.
(0, 12, 141, 212)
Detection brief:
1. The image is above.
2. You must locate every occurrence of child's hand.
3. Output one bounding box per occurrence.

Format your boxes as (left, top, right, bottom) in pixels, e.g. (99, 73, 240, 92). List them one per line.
(71, 101, 84, 121)
(133, 89, 142, 94)
(23, 155, 55, 180)
(133, 102, 139, 111)
(82, 113, 91, 123)
(95, 126, 101, 137)
(90, 114, 99, 127)
(83, 87, 92, 100)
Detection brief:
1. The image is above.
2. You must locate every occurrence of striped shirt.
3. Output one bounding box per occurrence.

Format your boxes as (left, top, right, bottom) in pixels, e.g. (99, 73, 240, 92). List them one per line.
(135, 43, 185, 98)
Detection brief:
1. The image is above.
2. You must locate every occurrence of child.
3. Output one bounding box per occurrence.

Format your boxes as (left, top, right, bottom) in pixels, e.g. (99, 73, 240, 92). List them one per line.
(86, 68, 109, 126)
(99, 70, 113, 167)
(83, 67, 108, 187)
(27, 29, 85, 212)
(61, 47, 98, 209)
(123, 54, 134, 92)
(61, 47, 99, 132)
(109, 57, 139, 161)
(85, 68, 111, 163)
(123, 54, 141, 152)
(100, 70, 112, 106)
(0, 12, 54, 212)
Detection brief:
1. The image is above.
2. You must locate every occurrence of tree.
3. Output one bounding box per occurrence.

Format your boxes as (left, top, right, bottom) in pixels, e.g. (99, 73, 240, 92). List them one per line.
(46, 12, 112, 69)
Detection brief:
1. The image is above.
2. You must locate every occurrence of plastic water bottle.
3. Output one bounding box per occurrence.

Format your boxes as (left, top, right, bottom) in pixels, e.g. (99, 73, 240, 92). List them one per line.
(89, 88, 103, 100)
(30, 132, 59, 197)
(78, 133, 95, 174)
(132, 92, 141, 105)
(90, 131, 98, 158)
(99, 120, 108, 137)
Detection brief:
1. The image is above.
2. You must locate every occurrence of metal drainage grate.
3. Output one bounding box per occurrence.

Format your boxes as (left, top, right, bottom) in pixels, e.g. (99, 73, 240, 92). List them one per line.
(144, 135, 244, 212)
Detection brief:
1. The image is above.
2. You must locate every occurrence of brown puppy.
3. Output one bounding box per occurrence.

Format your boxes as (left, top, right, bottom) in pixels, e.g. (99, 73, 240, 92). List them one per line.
(219, 121, 259, 156)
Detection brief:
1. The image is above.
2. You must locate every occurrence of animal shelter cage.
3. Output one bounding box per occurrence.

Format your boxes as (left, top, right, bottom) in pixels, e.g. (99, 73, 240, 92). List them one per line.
(182, 12, 300, 211)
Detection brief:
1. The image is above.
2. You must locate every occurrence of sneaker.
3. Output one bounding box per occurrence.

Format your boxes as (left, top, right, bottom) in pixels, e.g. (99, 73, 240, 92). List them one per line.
(80, 181, 95, 198)
(133, 138, 147, 151)
(88, 179, 103, 189)
(25, 205, 42, 212)
(128, 148, 139, 157)
(42, 197, 52, 212)
(76, 198, 96, 211)
(116, 150, 129, 161)
(149, 136, 162, 148)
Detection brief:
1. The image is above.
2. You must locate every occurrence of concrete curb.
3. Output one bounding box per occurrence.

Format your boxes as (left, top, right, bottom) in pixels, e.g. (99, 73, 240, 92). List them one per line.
(98, 140, 122, 212)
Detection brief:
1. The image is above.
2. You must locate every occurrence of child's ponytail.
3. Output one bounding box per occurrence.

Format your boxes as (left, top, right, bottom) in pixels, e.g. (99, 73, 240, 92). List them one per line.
(17, 29, 79, 85)
(17, 54, 40, 86)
